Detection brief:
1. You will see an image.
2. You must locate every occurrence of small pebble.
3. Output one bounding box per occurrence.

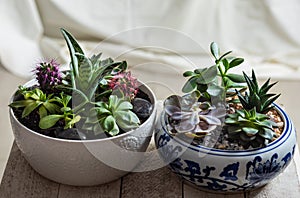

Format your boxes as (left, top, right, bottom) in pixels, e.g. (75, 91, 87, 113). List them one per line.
(132, 98, 153, 120)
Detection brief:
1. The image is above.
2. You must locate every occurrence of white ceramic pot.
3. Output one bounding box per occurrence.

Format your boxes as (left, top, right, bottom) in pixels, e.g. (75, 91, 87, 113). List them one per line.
(155, 103, 296, 193)
(10, 80, 156, 186)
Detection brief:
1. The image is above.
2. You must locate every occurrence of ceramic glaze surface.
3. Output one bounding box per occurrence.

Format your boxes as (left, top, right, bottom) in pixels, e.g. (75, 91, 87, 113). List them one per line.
(10, 80, 157, 186)
(155, 103, 296, 192)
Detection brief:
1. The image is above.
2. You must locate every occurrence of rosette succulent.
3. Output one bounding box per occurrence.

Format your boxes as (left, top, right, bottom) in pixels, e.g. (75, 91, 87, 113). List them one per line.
(225, 108, 278, 148)
(164, 91, 225, 138)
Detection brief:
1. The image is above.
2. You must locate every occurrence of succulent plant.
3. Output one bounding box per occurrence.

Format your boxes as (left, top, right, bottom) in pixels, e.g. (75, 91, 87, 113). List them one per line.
(60, 28, 142, 136)
(39, 93, 81, 129)
(225, 108, 278, 148)
(237, 70, 281, 114)
(85, 95, 140, 136)
(34, 59, 62, 92)
(108, 71, 139, 99)
(164, 91, 225, 138)
(9, 87, 60, 119)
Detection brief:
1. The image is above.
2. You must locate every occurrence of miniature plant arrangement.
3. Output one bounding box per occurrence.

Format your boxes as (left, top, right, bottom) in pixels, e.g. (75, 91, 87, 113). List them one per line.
(9, 28, 157, 186)
(155, 42, 296, 192)
(164, 42, 282, 150)
(9, 28, 153, 140)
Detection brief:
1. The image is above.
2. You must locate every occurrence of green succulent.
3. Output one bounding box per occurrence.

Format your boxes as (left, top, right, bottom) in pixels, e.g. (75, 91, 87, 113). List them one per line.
(210, 42, 247, 97)
(9, 87, 60, 119)
(225, 108, 277, 148)
(39, 93, 81, 129)
(236, 70, 281, 114)
(84, 95, 140, 136)
(60, 28, 138, 136)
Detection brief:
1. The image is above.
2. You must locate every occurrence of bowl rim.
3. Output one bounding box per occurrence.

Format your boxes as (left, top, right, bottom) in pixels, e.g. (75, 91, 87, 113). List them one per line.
(159, 103, 294, 156)
(10, 79, 157, 143)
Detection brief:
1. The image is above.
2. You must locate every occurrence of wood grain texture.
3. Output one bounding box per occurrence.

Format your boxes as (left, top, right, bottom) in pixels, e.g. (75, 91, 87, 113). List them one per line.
(246, 160, 300, 198)
(0, 143, 59, 198)
(183, 182, 245, 198)
(121, 167, 182, 198)
(1, 142, 300, 198)
(58, 179, 121, 198)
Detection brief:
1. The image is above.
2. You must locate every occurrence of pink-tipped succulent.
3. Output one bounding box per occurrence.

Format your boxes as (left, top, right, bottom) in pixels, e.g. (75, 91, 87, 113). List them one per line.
(35, 59, 62, 91)
(108, 71, 138, 99)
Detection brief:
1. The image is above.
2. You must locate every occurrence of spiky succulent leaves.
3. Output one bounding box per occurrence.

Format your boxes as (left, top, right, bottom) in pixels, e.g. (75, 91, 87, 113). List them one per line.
(164, 91, 223, 137)
(39, 94, 81, 129)
(92, 95, 140, 136)
(237, 70, 280, 114)
(60, 28, 85, 88)
(35, 59, 62, 92)
(60, 30, 128, 101)
(9, 88, 60, 119)
(225, 108, 277, 148)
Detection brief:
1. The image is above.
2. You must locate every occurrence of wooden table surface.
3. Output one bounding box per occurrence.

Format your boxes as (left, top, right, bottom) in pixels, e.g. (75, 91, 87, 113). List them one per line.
(0, 141, 300, 198)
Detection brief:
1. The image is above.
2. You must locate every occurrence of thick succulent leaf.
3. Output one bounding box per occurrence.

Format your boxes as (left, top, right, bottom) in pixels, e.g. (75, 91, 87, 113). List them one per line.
(175, 120, 195, 133)
(181, 91, 200, 110)
(206, 83, 223, 97)
(201, 115, 221, 125)
(183, 71, 195, 77)
(43, 102, 60, 114)
(195, 65, 218, 84)
(222, 58, 230, 71)
(229, 58, 244, 68)
(116, 101, 133, 111)
(182, 76, 197, 93)
(259, 128, 274, 140)
(65, 115, 81, 129)
(9, 99, 35, 108)
(39, 115, 63, 129)
(115, 111, 140, 131)
(242, 127, 259, 136)
(226, 73, 245, 83)
(218, 51, 232, 61)
(39, 105, 47, 119)
(210, 42, 219, 60)
(60, 28, 85, 78)
(103, 115, 119, 136)
(240, 132, 256, 141)
(164, 105, 181, 116)
(22, 101, 42, 118)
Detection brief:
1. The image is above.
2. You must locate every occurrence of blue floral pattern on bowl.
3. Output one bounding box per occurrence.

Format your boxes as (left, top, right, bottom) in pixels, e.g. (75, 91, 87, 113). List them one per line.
(155, 103, 297, 193)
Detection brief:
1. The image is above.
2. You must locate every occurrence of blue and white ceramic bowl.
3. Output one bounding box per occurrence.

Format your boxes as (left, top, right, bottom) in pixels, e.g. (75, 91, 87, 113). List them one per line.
(155, 103, 296, 193)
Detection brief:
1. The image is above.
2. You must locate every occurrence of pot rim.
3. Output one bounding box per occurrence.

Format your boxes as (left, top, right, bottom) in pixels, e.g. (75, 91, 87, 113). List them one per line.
(10, 79, 157, 143)
(159, 103, 294, 156)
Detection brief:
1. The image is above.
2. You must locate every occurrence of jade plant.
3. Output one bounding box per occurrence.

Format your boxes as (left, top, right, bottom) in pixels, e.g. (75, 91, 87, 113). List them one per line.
(165, 42, 281, 149)
(9, 28, 153, 140)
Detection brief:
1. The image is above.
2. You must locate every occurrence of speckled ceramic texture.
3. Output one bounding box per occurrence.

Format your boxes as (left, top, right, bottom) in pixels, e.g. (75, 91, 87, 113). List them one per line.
(10, 80, 156, 186)
(155, 104, 296, 193)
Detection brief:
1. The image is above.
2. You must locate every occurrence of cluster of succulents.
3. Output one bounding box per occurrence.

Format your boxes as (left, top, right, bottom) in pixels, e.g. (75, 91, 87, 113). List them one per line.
(165, 42, 280, 149)
(9, 28, 153, 140)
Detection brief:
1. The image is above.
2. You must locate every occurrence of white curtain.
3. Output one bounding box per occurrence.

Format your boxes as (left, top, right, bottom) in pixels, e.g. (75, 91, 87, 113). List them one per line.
(1, 0, 300, 95)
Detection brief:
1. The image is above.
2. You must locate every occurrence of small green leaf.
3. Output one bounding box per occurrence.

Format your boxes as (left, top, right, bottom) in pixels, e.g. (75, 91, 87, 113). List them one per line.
(22, 101, 42, 118)
(39, 115, 63, 129)
(9, 100, 34, 108)
(182, 77, 197, 93)
(229, 58, 244, 68)
(210, 42, 219, 60)
(222, 58, 230, 71)
(242, 127, 259, 135)
(39, 106, 48, 119)
(226, 73, 245, 83)
(183, 71, 195, 77)
(103, 115, 119, 136)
